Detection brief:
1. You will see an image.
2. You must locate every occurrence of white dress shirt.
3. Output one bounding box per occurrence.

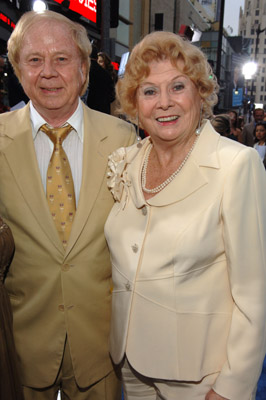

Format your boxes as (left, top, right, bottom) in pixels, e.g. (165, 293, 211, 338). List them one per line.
(30, 99, 84, 205)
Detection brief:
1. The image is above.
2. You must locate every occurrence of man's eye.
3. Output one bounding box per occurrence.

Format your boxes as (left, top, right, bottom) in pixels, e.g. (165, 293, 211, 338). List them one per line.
(57, 57, 68, 63)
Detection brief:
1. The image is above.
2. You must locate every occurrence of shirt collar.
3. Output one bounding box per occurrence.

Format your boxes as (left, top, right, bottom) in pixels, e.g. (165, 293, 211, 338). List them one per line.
(30, 98, 84, 142)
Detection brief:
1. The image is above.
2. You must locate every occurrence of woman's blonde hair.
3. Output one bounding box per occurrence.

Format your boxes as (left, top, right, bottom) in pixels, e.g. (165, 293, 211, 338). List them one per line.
(7, 10, 92, 95)
(117, 31, 219, 123)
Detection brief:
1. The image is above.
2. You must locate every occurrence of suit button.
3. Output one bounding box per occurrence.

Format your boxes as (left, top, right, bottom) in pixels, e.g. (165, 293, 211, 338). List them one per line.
(62, 264, 70, 271)
(132, 244, 139, 253)
(125, 282, 131, 290)
(141, 206, 147, 216)
(58, 305, 65, 312)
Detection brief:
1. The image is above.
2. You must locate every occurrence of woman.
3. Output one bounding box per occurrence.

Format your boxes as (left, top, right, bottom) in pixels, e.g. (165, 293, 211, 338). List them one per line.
(227, 110, 242, 142)
(0, 217, 24, 399)
(211, 114, 231, 137)
(253, 121, 266, 168)
(105, 31, 266, 400)
(97, 51, 117, 83)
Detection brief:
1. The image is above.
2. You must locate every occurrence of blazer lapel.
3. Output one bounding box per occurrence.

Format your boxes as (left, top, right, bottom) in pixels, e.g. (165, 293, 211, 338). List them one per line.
(0, 105, 65, 254)
(65, 105, 110, 255)
(128, 120, 221, 208)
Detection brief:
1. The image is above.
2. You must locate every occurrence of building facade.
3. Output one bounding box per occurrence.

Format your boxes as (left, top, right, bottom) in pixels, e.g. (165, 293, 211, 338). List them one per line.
(239, 0, 266, 108)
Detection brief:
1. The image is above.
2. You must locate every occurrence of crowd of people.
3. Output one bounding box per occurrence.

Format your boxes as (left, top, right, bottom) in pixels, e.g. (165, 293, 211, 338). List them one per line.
(1, 9, 266, 400)
(212, 108, 266, 168)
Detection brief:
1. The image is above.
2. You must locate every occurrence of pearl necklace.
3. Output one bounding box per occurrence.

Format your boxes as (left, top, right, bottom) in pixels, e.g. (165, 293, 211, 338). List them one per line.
(141, 135, 199, 194)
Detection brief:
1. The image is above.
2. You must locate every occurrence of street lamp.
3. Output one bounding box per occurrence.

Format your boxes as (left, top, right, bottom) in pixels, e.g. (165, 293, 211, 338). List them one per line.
(249, 24, 266, 117)
(242, 61, 257, 80)
(242, 61, 257, 122)
(32, 0, 47, 12)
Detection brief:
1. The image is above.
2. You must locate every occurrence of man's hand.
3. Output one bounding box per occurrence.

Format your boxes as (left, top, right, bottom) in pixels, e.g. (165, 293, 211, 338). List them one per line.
(205, 389, 229, 400)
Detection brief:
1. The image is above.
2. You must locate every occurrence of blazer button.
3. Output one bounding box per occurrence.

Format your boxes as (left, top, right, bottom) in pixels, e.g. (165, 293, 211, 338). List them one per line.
(125, 282, 131, 290)
(58, 305, 65, 312)
(141, 206, 147, 216)
(132, 244, 139, 253)
(62, 264, 70, 271)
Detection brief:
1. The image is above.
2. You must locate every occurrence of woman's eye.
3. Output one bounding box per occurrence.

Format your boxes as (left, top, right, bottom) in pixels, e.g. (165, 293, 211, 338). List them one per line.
(143, 88, 157, 96)
(172, 83, 184, 91)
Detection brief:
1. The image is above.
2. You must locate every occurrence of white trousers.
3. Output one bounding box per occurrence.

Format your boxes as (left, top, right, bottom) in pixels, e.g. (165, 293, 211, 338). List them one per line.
(122, 358, 220, 400)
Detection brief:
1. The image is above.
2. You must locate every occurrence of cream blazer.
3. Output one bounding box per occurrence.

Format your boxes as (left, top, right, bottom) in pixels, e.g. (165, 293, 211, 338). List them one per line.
(105, 121, 266, 400)
(0, 103, 136, 388)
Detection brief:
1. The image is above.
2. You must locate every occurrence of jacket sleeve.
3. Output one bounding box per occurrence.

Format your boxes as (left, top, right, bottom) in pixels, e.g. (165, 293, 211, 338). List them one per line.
(213, 147, 266, 400)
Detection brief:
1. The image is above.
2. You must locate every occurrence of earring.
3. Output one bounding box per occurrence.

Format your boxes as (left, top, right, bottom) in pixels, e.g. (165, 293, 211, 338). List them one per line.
(196, 103, 203, 135)
(136, 115, 142, 148)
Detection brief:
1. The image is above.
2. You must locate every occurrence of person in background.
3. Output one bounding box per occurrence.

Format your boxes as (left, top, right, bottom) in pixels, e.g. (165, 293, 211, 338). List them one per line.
(211, 114, 231, 137)
(104, 31, 266, 400)
(242, 108, 264, 147)
(253, 121, 266, 168)
(97, 51, 117, 83)
(1, 10, 135, 400)
(0, 217, 24, 400)
(86, 45, 115, 115)
(227, 110, 242, 142)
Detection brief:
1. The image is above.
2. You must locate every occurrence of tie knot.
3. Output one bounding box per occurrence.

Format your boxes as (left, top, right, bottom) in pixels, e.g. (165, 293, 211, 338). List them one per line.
(41, 123, 73, 145)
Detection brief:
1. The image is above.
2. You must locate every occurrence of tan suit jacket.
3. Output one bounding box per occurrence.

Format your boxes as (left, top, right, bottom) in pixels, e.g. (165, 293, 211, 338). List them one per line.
(0, 102, 136, 388)
(105, 121, 266, 400)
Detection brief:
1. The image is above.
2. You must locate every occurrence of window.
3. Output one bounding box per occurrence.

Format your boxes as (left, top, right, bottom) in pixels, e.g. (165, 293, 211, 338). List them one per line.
(262, 77, 265, 82)
(251, 28, 255, 35)
(263, 58, 266, 63)
(261, 95, 263, 101)
(261, 86, 264, 91)
(264, 49, 266, 54)
(264, 95, 266, 100)
(263, 68, 266, 73)
(256, 9, 260, 15)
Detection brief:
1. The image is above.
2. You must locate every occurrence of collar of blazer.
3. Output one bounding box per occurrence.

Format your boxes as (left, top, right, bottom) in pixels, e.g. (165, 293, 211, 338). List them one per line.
(0, 102, 112, 257)
(126, 120, 221, 208)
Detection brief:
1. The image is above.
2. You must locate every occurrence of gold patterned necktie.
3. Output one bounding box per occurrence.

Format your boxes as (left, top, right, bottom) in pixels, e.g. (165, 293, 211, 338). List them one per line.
(41, 124, 76, 248)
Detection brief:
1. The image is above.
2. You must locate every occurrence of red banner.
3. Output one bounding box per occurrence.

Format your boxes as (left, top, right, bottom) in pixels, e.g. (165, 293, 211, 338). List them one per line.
(52, 0, 97, 23)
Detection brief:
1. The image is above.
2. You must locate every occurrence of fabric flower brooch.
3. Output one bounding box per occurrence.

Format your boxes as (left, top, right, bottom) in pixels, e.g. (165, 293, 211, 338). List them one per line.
(107, 147, 131, 208)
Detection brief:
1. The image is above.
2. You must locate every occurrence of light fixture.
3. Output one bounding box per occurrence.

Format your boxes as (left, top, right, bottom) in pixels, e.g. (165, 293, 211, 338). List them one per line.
(242, 61, 257, 80)
(32, 0, 47, 12)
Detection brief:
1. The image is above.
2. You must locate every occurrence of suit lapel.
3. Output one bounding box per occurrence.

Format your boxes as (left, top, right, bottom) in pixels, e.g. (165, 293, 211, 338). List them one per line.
(65, 105, 110, 255)
(0, 105, 65, 254)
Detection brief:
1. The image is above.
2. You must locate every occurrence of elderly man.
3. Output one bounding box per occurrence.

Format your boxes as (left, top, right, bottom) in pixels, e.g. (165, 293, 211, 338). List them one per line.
(0, 10, 135, 400)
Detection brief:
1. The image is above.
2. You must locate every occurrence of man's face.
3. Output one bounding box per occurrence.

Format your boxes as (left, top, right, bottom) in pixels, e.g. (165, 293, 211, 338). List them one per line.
(19, 20, 86, 124)
(254, 109, 264, 123)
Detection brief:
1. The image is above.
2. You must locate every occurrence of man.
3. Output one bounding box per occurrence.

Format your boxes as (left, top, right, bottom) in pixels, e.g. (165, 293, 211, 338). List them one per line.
(0, 10, 135, 400)
(242, 107, 264, 146)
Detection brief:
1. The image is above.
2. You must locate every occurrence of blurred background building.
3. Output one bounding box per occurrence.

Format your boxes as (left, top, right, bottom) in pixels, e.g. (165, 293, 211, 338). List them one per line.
(0, 0, 264, 116)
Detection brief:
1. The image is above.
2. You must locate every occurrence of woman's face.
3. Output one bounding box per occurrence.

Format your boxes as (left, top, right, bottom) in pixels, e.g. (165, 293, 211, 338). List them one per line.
(97, 56, 105, 68)
(137, 59, 202, 146)
(255, 124, 266, 142)
(228, 112, 236, 124)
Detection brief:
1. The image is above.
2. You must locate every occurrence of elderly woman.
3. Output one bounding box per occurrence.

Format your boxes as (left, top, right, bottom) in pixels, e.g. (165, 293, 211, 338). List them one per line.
(104, 31, 266, 400)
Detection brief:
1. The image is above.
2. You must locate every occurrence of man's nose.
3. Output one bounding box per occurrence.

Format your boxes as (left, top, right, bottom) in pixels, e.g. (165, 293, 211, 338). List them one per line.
(40, 59, 57, 77)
